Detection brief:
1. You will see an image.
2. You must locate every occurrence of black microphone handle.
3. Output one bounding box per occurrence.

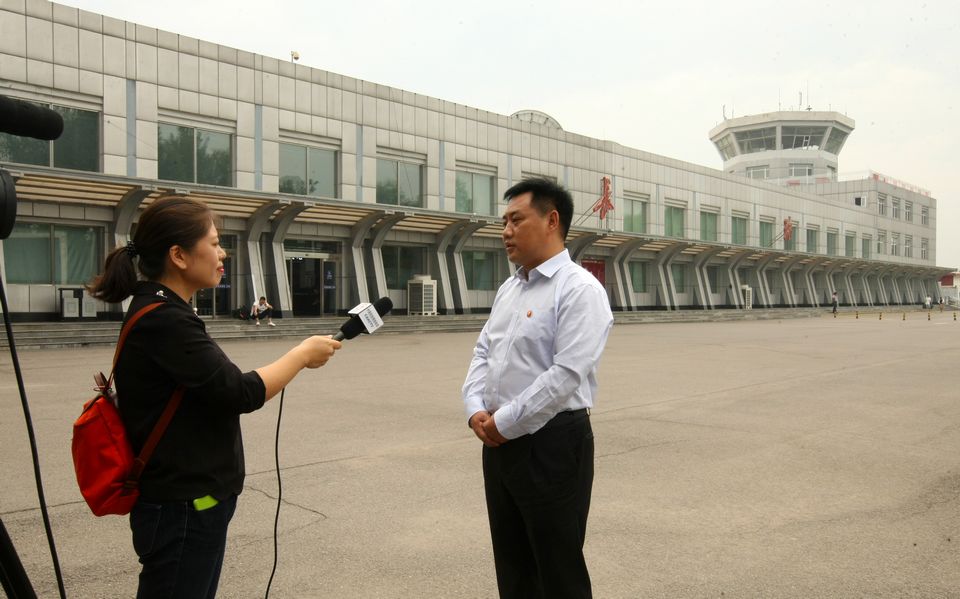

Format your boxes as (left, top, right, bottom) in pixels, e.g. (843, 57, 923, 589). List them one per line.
(332, 331, 346, 341)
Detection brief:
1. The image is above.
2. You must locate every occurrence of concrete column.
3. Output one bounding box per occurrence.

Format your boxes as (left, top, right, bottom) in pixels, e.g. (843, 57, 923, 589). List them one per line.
(350, 212, 384, 305)
(266, 203, 308, 317)
(610, 239, 646, 311)
(432, 221, 467, 314)
(654, 243, 687, 311)
(692, 247, 723, 310)
(370, 213, 408, 301)
(451, 222, 488, 313)
(244, 201, 281, 304)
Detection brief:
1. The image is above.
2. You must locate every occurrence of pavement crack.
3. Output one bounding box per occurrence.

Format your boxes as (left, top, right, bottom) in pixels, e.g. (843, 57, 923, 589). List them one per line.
(597, 440, 678, 458)
(243, 485, 329, 519)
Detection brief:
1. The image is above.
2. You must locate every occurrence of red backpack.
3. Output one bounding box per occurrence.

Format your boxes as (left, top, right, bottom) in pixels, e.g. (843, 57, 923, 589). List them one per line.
(71, 303, 184, 516)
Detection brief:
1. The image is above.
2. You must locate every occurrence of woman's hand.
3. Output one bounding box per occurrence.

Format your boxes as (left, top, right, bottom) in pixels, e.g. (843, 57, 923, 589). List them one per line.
(297, 335, 342, 368)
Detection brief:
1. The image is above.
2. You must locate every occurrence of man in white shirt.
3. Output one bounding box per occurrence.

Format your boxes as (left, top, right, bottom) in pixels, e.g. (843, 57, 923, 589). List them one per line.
(462, 178, 613, 599)
(250, 296, 276, 326)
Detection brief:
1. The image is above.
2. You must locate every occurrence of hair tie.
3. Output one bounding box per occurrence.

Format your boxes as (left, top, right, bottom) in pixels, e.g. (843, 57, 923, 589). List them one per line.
(125, 241, 138, 258)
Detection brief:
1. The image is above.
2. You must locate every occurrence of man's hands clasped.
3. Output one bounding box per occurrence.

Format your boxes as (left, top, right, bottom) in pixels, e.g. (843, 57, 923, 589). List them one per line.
(469, 410, 509, 447)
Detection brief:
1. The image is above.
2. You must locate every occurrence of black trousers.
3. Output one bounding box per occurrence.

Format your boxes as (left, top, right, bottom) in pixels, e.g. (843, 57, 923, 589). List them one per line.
(482, 409, 594, 599)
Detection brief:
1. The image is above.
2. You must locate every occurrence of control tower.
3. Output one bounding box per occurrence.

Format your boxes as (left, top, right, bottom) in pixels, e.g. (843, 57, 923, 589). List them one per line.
(708, 111, 855, 185)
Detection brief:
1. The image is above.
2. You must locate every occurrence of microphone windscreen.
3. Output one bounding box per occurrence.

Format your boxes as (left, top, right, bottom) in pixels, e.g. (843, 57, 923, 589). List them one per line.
(337, 313, 367, 340)
(373, 296, 393, 317)
(0, 96, 64, 140)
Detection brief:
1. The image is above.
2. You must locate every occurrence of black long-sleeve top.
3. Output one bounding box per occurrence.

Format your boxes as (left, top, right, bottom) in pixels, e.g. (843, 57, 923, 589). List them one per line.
(115, 282, 266, 502)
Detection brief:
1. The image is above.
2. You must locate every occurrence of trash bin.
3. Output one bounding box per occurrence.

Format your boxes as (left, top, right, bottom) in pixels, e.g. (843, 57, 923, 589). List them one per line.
(80, 290, 98, 319)
(60, 288, 81, 320)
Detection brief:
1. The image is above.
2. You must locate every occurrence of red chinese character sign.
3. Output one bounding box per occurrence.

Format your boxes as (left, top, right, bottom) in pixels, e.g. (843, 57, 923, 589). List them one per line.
(592, 176, 614, 225)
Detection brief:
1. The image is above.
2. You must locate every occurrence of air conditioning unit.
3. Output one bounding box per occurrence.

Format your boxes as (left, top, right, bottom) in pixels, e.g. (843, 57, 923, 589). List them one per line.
(740, 284, 753, 310)
(407, 275, 438, 316)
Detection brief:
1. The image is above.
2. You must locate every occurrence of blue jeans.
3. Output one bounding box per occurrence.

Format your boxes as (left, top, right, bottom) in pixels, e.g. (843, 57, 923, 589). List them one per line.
(129, 495, 237, 599)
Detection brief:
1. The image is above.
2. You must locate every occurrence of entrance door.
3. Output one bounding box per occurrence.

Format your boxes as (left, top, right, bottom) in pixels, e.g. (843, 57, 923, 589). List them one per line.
(195, 255, 232, 316)
(289, 258, 338, 316)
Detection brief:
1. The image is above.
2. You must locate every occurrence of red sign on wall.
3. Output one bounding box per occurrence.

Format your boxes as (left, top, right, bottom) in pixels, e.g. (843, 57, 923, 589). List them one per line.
(581, 259, 606, 285)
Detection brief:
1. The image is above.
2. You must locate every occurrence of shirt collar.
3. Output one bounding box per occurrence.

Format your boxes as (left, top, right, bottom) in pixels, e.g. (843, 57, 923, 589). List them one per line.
(515, 249, 571, 281)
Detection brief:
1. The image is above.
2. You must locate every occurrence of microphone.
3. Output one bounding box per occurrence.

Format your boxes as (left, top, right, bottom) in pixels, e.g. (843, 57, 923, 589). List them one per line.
(333, 296, 393, 341)
(0, 96, 64, 140)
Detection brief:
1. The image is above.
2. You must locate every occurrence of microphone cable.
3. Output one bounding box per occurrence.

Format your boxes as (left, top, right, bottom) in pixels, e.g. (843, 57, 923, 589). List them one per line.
(0, 277, 67, 599)
(264, 386, 285, 599)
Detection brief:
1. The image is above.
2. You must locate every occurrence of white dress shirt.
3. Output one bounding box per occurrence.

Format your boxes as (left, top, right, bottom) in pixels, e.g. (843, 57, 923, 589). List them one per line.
(462, 249, 614, 439)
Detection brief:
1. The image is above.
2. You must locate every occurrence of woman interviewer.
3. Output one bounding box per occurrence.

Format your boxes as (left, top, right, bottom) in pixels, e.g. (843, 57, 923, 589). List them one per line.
(88, 195, 341, 598)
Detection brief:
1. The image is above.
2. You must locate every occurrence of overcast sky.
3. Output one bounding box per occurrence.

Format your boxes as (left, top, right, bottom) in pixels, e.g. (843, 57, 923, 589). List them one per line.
(62, 0, 960, 268)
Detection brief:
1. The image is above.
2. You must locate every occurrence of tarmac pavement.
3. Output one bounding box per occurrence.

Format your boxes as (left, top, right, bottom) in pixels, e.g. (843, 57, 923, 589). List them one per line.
(1, 313, 959, 598)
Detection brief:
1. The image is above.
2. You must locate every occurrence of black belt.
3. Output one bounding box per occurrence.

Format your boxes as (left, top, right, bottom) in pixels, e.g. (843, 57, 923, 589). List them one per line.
(543, 408, 589, 429)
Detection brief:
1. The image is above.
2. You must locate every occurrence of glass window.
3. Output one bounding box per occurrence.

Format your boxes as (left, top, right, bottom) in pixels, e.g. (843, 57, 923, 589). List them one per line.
(845, 234, 855, 257)
(462, 250, 497, 290)
(823, 128, 849, 154)
(878, 194, 887, 216)
(158, 123, 232, 185)
(382, 245, 425, 289)
(781, 126, 826, 150)
(700, 212, 718, 241)
(731, 216, 747, 245)
(714, 135, 736, 160)
(665, 206, 684, 238)
(789, 163, 813, 177)
(671, 263, 686, 293)
(624, 199, 647, 233)
(455, 171, 494, 215)
(921, 206, 929, 225)
(0, 102, 99, 172)
(904, 235, 913, 258)
(745, 165, 769, 179)
(279, 143, 307, 194)
(3, 222, 102, 284)
(862, 237, 872, 260)
(891, 198, 901, 219)
(196, 129, 231, 186)
(890, 233, 899, 256)
(279, 143, 337, 198)
(921, 238, 929, 260)
(784, 225, 796, 251)
(904, 201, 913, 222)
(827, 231, 837, 256)
(734, 128, 776, 154)
(806, 229, 818, 253)
(629, 261, 647, 293)
(877, 231, 886, 255)
(377, 159, 422, 207)
(759, 221, 774, 248)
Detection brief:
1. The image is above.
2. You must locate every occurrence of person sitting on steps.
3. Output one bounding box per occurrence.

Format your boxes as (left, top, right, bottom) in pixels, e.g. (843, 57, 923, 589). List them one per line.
(251, 296, 276, 326)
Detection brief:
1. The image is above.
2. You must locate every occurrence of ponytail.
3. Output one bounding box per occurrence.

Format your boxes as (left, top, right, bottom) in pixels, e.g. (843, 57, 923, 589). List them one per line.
(87, 243, 139, 303)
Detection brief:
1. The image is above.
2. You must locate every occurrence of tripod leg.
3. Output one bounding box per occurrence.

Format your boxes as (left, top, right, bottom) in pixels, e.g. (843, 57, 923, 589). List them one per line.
(0, 518, 37, 599)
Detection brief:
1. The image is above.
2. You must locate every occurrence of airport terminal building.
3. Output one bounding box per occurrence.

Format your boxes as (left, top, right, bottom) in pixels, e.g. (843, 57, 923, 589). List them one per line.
(0, 0, 950, 320)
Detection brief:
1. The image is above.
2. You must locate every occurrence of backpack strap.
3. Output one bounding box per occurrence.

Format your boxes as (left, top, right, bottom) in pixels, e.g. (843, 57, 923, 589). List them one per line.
(125, 385, 185, 488)
(108, 301, 187, 490)
(111, 302, 165, 372)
